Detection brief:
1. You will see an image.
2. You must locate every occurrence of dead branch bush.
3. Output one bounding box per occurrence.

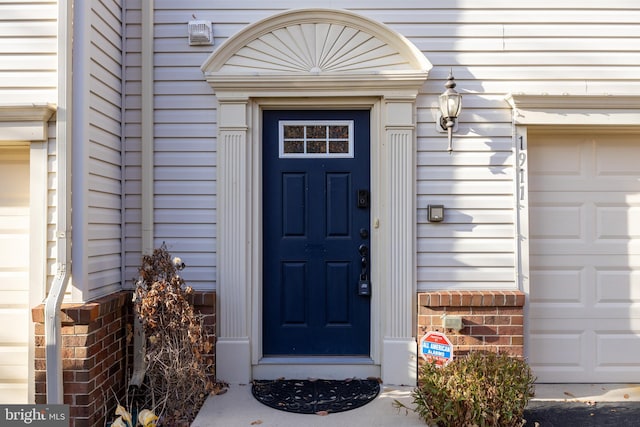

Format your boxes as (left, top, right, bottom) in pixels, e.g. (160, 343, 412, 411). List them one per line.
(132, 244, 217, 425)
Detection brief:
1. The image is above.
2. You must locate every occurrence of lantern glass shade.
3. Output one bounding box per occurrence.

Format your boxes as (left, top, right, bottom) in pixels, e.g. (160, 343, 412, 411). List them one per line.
(439, 91, 462, 120)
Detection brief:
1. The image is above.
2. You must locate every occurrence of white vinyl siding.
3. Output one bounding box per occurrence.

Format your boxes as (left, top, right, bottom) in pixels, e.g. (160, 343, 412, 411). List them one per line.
(124, 2, 217, 290)
(0, 0, 57, 105)
(75, 0, 123, 300)
(122, 1, 640, 294)
(383, 3, 639, 290)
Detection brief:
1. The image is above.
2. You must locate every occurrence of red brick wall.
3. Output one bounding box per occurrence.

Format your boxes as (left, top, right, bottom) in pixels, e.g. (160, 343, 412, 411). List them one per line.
(32, 292, 131, 427)
(417, 290, 525, 360)
(188, 291, 217, 382)
(32, 290, 216, 427)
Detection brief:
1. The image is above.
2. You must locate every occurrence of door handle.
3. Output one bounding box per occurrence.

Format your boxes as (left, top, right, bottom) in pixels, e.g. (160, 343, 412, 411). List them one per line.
(358, 244, 368, 257)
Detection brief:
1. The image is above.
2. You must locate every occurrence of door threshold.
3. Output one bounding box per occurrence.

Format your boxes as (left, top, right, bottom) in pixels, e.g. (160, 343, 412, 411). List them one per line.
(259, 356, 374, 365)
(253, 357, 380, 380)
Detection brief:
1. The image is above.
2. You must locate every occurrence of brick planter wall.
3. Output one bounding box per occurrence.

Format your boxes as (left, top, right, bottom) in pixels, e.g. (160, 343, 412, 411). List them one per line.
(417, 290, 525, 363)
(188, 291, 217, 382)
(32, 292, 131, 427)
(32, 290, 216, 427)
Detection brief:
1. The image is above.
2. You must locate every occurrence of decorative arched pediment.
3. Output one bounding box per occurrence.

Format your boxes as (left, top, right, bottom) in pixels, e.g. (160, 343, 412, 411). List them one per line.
(202, 8, 431, 94)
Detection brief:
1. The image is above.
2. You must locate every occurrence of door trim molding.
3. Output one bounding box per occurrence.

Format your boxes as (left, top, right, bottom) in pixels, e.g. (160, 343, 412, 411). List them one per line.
(254, 100, 380, 380)
(204, 8, 429, 385)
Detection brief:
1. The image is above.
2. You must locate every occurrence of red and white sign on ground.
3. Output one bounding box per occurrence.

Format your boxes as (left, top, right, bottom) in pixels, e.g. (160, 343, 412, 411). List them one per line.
(419, 331, 454, 367)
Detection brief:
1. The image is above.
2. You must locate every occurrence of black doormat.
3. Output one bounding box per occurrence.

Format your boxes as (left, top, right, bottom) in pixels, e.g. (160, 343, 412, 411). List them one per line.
(251, 378, 381, 415)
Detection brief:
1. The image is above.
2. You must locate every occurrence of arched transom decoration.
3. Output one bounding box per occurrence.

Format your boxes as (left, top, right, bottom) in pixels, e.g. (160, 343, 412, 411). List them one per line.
(225, 23, 410, 74)
(202, 8, 431, 91)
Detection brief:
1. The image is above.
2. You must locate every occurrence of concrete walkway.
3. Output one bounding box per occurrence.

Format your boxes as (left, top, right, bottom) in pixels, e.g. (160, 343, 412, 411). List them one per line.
(191, 383, 640, 427)
(191, 383, 422, 427)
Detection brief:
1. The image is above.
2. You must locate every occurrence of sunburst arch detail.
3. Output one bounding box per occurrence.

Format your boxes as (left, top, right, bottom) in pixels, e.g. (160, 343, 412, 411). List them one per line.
(228, 23, 402, 74)
(202, 8, 431, 79)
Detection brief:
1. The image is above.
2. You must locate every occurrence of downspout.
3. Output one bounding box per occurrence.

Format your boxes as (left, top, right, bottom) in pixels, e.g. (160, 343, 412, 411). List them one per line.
(120, 0, 128, 311)
(130, 0, 155, 387)
(44, 0, 73, 404)
(141, 0, 154, 256)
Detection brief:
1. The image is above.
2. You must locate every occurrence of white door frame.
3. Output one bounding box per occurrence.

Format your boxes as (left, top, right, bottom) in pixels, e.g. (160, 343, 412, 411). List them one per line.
(251, 98, 381, 380)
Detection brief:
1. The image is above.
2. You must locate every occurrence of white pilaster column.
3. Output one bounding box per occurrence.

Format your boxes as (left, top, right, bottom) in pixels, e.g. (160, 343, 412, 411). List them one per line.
(381, 97, 417, 385)
(216, 98, 252, 384)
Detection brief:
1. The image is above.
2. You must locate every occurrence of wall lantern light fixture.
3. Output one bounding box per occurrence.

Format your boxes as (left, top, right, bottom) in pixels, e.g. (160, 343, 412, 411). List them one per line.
(438, 70, 462, 152)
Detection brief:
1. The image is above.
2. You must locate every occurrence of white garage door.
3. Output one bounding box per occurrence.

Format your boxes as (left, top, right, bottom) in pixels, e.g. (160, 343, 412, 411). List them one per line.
(527, 132, 640, 383)
(0, 146, 30, 402)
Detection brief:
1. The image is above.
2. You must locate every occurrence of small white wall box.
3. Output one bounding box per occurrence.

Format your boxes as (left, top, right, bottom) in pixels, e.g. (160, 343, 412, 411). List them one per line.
(441, 314, 464, 331)
(188, 20, 213, 46)
(428, 204, 444, 222)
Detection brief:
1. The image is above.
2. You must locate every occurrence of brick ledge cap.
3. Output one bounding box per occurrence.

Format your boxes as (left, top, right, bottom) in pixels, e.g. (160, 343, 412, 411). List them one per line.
(419, 290, 525, 308)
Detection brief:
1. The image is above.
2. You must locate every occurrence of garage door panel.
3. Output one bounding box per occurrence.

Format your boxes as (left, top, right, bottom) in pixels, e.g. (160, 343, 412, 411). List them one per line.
(529, 330, 586, 371)
(531, 261, 640, 311)
(0, 271, 28, 290)
(596, 333, 640, 367)
(0, 289, 29, 306)
(0, 309, 29, 344)
(530, 268, 583, 304)
(530, 328, 640, 382)
(529, 138, 584, 177)
(0, 347, 28, 381)
(595, 268, 640, 304)
(528, 132, 640, 382)
(529, 205, 583, 240)
(0, 209, 28, 231)
(0, 384, 28, 404)
(597, 206, 640, 241)
(0, 234, 28, 268)
(595, 136, 640, 176)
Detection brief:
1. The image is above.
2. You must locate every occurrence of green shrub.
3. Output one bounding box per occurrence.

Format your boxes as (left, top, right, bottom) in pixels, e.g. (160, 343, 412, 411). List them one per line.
(412, 352, 535, 427)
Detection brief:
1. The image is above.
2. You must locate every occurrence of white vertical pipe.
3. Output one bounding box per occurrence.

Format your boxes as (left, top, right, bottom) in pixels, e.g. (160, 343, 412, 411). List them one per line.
(120, 0, 128, 298)
(44, 0, 73, 404)
(141, 0, 154, 255)
(130, 0, 155, 387)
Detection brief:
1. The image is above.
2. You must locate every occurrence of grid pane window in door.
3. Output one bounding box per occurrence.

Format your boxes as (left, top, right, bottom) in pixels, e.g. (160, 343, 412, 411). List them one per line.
(279, 121, 354, 158)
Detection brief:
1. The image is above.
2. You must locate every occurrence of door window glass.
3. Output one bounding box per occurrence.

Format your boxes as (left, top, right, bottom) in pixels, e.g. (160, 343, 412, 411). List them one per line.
(279, 121, 353, 158)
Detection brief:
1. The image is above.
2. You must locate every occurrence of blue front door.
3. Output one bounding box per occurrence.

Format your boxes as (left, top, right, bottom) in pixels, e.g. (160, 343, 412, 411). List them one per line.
(263, 110, 371, 356)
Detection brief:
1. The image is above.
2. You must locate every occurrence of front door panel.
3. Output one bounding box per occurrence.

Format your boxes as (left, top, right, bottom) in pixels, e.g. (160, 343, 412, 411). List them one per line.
(263, 110, 371, 356)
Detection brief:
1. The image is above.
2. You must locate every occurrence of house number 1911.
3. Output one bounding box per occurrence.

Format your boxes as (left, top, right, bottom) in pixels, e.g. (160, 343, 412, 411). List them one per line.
(518, 136, 526, 202)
